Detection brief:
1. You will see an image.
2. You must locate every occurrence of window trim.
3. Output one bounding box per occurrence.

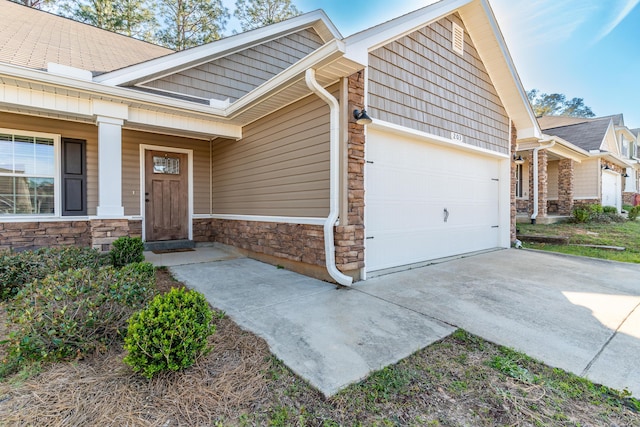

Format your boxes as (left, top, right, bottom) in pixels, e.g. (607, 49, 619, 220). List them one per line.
(0, 128, 61, 218)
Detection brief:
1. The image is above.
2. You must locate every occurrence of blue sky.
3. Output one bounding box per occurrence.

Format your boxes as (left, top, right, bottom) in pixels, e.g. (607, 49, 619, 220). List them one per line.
(224, 0, 640, 129)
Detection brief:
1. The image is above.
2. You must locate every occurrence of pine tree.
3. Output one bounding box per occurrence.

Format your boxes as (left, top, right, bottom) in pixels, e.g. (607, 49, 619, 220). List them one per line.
(155, 0, 229, 51)
(234, 0, 301, 31)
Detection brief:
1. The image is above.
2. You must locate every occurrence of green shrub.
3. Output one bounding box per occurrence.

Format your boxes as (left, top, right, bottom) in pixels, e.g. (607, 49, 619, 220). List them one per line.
(5, 263, 156, 365)
(571, 206, 591, 223)
(602, 205, 618, 214)
(123, 287, 214, 378)
(623, 204, 633, 213)
(0, 246, 108, 300)
(629, 205, 640, 221)
(110, 236, 145, 268)
(587, 204, 604, 215)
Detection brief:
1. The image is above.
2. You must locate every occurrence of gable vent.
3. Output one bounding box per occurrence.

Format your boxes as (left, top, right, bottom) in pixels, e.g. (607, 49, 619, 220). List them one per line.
(452, 22, 464, 56)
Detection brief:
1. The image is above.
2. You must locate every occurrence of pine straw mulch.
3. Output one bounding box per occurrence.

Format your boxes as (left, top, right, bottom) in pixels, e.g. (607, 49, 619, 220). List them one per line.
(0, 269, 274, 426)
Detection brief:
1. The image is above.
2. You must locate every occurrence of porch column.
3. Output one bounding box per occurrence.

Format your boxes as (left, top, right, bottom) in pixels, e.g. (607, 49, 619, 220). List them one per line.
(557, 159, 574, 215)
(537, 149, 548, 219)
(96, 116, 124, 217)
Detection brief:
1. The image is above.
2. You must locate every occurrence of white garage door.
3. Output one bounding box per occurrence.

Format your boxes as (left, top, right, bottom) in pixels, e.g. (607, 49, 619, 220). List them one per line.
(602, 170, 621, 212)
(365, 130, 502, 273)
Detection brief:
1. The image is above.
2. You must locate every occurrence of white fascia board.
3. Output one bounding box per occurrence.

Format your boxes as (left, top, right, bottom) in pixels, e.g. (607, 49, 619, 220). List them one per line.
(95, 10, 342, 87)
(226, 39, 348, 117)
(344, 0, 472, 65)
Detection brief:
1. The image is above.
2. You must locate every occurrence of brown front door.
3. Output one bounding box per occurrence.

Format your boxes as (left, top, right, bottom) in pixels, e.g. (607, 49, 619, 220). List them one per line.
(145, 150, 188, 241)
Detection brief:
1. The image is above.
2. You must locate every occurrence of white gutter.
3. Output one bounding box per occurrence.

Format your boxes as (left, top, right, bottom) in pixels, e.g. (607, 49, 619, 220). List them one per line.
(531, 140, 556, 223)
(305, 68, 353, 287)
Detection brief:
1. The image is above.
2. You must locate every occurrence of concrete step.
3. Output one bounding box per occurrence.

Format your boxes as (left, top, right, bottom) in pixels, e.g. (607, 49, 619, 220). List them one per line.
(144, 239, 195, 252)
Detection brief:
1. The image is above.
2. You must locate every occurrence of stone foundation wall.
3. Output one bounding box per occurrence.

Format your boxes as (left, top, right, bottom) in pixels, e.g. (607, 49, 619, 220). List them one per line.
(623, 193, 640, 206)
(198, 218, 326, 266)
(516, 199, 530, 213)
(90, 219, 142, 252)
(0, 220, 91, 251)
(0, 218, 142, 252)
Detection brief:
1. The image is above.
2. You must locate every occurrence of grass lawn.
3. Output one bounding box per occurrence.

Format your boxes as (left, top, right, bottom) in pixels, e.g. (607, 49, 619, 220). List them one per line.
(517, 219, 640, 263)
(1, 269, 639, 426)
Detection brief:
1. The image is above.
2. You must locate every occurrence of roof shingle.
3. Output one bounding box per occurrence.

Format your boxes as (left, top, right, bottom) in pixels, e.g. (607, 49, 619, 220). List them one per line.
(543, 118, 612, 152)
(0, 1, 172, 75)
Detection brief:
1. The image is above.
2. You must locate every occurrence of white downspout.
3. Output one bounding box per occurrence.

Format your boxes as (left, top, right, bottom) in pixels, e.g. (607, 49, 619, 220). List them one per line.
(531, 140, 556, 224)
(305, 68, 353, 287)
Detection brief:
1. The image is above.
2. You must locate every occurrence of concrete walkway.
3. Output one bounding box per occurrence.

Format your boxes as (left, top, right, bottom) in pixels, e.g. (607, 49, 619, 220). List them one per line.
(164, 248, 640, 397)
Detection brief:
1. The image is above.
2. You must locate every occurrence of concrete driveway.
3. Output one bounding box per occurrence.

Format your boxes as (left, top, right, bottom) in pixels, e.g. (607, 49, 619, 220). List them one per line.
(169, 248, 640, 397)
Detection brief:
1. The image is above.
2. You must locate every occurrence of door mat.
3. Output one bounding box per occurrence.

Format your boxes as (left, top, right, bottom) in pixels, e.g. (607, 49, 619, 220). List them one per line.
(151, 248, 196, 254)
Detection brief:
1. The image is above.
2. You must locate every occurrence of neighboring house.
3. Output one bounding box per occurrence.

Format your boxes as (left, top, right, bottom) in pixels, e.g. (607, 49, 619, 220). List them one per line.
(0, 0, 540, 283)
(516, 114, 639, 223)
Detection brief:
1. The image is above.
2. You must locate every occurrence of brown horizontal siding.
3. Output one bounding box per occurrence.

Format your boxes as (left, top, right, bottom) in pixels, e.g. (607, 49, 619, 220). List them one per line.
(144, 28, 324, 103)
(368, 13, 509, 154)
(0, 112, 98, 215)
(211, 86, 335, 217)
(122, 130, 210, 216)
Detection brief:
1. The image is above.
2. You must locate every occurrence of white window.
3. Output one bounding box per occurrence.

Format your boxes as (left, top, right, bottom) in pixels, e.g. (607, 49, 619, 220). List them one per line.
(621, 137, 629, 158)
(0, 129, 60, 216)
(516, 164, 523, 198)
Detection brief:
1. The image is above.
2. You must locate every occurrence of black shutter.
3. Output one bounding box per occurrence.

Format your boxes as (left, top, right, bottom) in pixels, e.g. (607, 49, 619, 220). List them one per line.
(61, 138, 87, 216)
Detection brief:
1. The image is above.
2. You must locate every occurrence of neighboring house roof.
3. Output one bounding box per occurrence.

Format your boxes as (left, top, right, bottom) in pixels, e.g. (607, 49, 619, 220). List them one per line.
(538, 116, 592, 130)
(538, 114, 625, 131)
(0, 0, 172, 75)
(543, 118, 613, 152)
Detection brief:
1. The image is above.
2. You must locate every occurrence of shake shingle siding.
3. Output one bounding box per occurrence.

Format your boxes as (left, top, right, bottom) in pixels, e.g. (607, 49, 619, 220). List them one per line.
(143, 29, 325, 102)
(368, 14, 509, 154)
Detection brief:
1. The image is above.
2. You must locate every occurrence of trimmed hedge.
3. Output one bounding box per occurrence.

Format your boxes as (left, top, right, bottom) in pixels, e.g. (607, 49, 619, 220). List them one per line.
(110, 236, 145, 268)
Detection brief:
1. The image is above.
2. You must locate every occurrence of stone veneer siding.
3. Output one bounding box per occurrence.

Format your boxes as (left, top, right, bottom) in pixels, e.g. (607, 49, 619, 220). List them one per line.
(90, 219, 142, 251)
(557, 159, 574, 215)
(623, 192, 640, 206)
(0, 221, 91, 251)
(337, 71, 366, 271)
(510, 124, 517, 243)
(194, 219, 326, 266)
(0, 219, 141, 252)
(537, 150, 548, 219)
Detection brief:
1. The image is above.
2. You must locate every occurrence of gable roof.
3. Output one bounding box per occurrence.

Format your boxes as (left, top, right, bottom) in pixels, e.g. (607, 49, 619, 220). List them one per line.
(95, 10, 342, 86)
(0, 0, 172, 75)
(543, 118, 613, 152)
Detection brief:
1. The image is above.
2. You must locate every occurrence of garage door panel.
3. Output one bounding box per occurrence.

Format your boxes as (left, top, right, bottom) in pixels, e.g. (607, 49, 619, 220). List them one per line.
(365, 130, 502, 273)
(368, 225, 499, 271)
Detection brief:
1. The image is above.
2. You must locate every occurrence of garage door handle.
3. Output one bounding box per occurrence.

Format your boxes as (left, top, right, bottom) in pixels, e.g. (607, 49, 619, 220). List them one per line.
(444, 208, 449, 223)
